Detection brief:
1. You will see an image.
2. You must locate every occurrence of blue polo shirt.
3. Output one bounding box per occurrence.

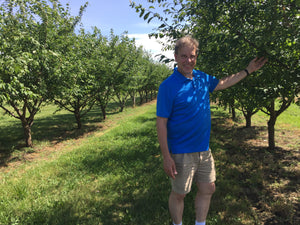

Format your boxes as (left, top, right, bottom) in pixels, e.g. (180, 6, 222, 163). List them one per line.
(156, 68, 219, 154)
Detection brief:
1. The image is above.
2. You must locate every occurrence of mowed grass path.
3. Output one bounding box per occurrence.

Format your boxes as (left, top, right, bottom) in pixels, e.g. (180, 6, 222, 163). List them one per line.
(0, 103, 171, 225)
(0, 102, 299, 225)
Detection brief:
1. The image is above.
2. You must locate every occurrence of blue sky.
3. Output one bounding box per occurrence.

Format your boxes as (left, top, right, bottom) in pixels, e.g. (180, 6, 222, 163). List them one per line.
(59, 0, 174, 60)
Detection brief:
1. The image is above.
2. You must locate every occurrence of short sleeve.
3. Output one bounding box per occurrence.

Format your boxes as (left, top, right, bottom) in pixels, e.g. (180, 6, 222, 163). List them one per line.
(209, 75, 219, 93)
(156, 82, 173, 118)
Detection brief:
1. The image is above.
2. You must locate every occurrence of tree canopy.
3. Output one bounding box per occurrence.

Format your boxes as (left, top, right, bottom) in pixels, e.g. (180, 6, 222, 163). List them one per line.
(0, 0, 171, 147)
(131, 0, 300, 149)
(0, 0, 87, 146)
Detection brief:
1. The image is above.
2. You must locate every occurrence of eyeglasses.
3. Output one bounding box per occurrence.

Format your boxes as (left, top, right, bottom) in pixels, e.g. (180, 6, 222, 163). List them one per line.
(179, 54, 197, 61)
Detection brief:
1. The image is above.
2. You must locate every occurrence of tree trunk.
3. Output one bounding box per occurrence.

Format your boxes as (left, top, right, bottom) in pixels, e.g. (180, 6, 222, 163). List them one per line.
(21, 120, 33, 147)
(267, 101, 276, 150)
(230, 106, 236, 121)
(75, 112, 82, 129)
(145, 90, 149, 102)
(245, 113, 252, 128)
(132, 95, 136, 108)
(119, 102, 125, 112)
(268, 118, 276, 150)
(100, 105, 106, 120)
(139, 91, 144, 104)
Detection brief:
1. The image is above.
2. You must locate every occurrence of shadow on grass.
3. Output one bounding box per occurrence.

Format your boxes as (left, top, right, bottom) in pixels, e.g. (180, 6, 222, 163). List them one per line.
(0, 106, 107, 166)
(0, 98, 148, 166)
(75, 115, 171, 224)
(211, 144, 299, 224)
(6, 113, 172, 225)
(209, 107, 299, 224)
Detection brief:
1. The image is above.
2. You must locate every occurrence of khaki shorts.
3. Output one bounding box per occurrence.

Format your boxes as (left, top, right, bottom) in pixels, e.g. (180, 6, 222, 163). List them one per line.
(171, 150, 216, 194)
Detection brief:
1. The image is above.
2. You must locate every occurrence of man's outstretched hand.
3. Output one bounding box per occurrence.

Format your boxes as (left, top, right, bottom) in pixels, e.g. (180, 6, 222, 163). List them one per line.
(246, 57, 268, 74)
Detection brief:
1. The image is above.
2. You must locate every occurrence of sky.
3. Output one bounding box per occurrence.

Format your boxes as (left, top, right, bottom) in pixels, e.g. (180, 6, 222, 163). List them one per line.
(59, 0, 174, 61)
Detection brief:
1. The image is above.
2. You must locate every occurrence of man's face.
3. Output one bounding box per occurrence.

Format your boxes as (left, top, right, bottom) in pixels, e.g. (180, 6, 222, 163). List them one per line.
(174, 45, 197, 76)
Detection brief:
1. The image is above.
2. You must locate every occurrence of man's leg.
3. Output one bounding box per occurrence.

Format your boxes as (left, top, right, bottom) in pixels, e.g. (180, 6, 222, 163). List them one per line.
(195, 182, 215, 223)
(169, 191, 186, 224)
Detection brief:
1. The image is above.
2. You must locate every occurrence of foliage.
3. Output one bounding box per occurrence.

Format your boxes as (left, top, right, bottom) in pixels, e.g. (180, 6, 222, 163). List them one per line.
(0, 0, 171, 147)
(0, 0, 87, 146)
(53, 29, 99, 129)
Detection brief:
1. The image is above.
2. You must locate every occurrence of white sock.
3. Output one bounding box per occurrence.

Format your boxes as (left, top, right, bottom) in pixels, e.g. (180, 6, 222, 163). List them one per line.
(173, 222, 182, 225)
(195, 221, 205, 225)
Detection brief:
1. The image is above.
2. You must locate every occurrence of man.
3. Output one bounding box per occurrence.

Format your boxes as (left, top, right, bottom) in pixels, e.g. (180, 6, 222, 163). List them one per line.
(156, 36, 267, 225)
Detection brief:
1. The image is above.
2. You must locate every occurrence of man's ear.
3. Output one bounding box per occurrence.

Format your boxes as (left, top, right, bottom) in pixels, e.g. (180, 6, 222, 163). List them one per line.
(174, 54, 178, 62)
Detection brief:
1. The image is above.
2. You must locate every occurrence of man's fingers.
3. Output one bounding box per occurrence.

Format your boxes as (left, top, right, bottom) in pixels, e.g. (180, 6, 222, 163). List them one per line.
(249, 56, 268, 73)
(256, 56, 268, 64)
(167, 164, 177, 180)
(257, 57, 268, 68)
(171, 164, 178, 179)
(163, 157, 177, 180)
(173, 166, 178, 176)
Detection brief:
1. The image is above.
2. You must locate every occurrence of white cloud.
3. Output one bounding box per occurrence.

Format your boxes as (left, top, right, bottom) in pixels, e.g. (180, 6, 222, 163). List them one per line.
(127, 33, 174, 62)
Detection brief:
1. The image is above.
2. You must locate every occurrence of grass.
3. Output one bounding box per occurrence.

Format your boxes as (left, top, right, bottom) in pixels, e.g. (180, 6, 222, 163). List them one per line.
(1, 103, 170, 224)
(252, 103, 300, 129)
(0, 101, 299, 224)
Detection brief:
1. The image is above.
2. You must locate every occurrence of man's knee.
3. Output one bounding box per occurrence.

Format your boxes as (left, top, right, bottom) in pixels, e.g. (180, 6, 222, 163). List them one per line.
(208, 182, 216, 194)
(197, 182, 216, 195)
(170, 191, 186, 201)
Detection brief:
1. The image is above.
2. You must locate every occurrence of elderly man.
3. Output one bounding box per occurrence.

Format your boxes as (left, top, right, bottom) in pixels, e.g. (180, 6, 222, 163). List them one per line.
(156, 35, 267, 225)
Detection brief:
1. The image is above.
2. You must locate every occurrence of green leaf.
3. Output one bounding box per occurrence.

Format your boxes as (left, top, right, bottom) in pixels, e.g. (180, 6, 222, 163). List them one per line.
(144, 12, 150, 20)
(158, 23, 166, 29)
(139, 8, 145, 18)
(147, 17, 154, 23)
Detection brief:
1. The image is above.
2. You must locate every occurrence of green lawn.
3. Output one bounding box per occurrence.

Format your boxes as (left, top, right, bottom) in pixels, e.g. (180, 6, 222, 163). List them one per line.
(0, 102, 299, 224)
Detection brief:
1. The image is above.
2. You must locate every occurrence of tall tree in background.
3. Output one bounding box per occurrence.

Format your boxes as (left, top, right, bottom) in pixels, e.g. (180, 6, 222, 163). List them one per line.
(131, 0, 300, 149)
(93, 30, 122, 119)
(0, 0, 87, 147)
(111, 33, 138, 112)
(53, 29, 97, 129)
